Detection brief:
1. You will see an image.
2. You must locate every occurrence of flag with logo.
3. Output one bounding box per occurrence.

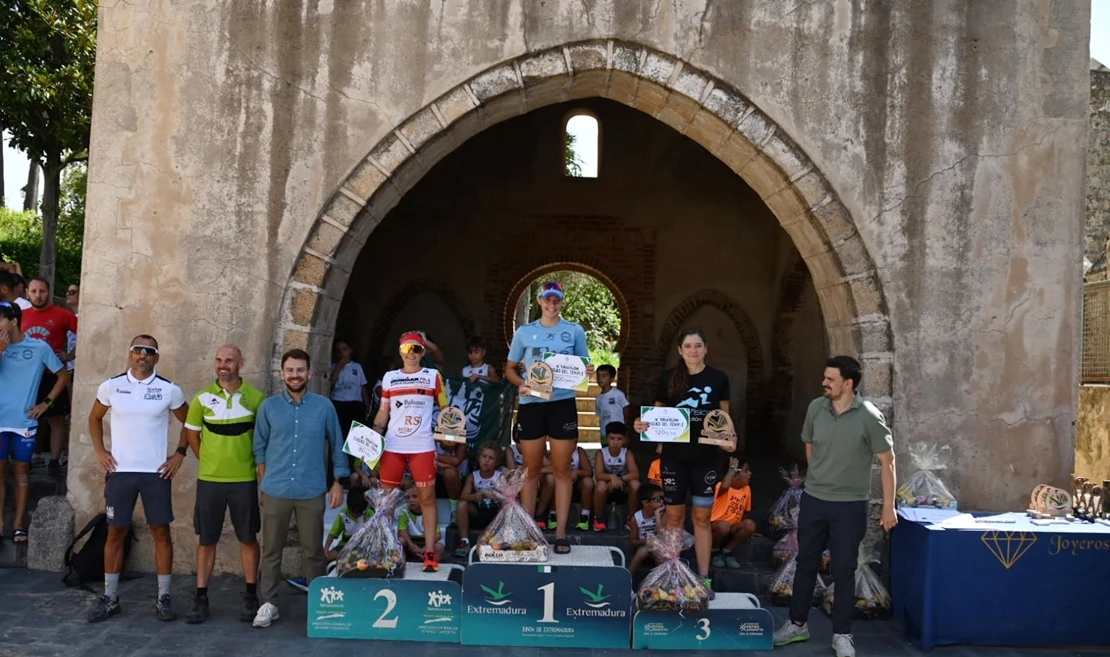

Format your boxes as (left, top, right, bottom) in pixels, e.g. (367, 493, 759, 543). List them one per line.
(434, 378, 518, 469)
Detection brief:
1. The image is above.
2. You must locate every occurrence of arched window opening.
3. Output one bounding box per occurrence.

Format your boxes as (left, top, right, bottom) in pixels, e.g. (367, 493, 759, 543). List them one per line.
(564, 113, 599, 178)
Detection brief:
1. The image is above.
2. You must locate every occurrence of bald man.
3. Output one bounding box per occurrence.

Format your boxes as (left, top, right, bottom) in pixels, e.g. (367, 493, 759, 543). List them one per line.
(182, 346, 267, 624)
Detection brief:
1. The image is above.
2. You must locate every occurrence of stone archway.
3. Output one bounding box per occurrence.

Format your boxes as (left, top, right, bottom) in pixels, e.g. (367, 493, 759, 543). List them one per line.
(274, 39, 894, 410)
(656, 289, 765, 437)
(366, 280, 477, 360)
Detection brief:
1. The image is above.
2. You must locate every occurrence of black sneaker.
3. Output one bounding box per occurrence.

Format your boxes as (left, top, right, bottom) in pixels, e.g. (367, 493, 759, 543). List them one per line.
(155, 594, 177, 621)
(48, 460, 62, 477)
(240, 593, 260, 622)
(87, 596, 121, 623)
(185, 595, 209, 624)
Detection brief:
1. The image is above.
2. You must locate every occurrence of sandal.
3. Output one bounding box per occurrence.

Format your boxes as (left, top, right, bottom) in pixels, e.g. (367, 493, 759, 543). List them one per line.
(13, 529, 27, 544)
(554, 538, 571, 555)
(454, 539, 470, 559)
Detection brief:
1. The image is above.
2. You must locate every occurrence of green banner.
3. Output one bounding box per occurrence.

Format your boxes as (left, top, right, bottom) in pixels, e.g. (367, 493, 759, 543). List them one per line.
(439, 378, 517, 469)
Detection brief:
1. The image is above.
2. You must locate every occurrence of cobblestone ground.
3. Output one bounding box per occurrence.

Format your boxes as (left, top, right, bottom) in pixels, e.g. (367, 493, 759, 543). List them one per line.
(1, 569, 1105, 657)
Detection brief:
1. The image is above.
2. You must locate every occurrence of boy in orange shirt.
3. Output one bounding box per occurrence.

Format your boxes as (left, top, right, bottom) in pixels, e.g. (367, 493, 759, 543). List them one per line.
(710, 457, 757, 569)
(647, 443, 662, 487)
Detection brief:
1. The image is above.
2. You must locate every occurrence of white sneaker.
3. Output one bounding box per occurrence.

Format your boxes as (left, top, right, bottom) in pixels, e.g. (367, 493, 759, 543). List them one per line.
(772, 619, 810, 646)
(252, 602, 279, 628)
(832, 633, 855, 657)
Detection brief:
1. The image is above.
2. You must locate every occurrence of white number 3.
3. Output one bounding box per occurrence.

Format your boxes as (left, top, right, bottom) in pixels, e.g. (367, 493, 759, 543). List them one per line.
(696, 618, 711, 641)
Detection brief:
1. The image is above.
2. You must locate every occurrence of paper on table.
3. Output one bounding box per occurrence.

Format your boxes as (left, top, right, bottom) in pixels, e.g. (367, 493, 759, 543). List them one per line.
(897, 507, 962, 523)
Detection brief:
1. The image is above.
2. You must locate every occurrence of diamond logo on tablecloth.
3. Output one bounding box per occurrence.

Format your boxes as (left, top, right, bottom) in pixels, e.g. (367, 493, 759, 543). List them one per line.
(980, 531, 1038, 569)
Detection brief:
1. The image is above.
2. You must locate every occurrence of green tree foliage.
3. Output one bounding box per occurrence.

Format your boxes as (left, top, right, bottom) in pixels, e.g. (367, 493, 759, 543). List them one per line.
(565, 132, 583, 177)
(0, 0, 97, 289)
(528, 271, 621, 354)
(0, 163, 85, 287)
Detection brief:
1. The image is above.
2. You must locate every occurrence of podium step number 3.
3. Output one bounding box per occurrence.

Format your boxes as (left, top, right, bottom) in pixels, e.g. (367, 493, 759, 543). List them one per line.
(632, 592, 774, 650)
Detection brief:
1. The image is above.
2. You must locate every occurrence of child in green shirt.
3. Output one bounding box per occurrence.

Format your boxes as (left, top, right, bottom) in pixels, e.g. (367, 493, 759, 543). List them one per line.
(325, 486, 373, 563)
(397, 485, 445, 562)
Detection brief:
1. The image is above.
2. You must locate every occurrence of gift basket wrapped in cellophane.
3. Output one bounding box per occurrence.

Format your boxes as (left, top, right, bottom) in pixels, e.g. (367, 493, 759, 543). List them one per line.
(336, 486, 405, 578)
(635, 527, 710, 613)
(478, 466, 549, 562)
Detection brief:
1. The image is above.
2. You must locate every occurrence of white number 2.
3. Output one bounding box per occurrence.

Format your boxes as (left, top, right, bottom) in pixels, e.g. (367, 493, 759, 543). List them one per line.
(537, 582, 558, 624)
(373, 589, 399, 628)
(696, 618, 711, 641)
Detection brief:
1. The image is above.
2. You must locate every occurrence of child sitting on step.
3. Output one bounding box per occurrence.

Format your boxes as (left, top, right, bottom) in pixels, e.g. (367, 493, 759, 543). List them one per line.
(398, 484, 446, 563)
(454, 445, 505, 557)
(324, 486, 373, 574)
(592, 422, 641, 531)
(627, 485, 665, 573)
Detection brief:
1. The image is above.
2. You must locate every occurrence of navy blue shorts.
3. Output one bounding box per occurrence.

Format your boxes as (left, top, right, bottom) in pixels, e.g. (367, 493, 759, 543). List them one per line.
(0, 430, 36, 464)
(105, 472, 174, 527)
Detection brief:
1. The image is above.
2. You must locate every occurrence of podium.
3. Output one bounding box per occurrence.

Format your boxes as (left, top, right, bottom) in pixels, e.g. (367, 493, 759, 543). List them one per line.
(460, 545, 633, 648)
(308, 564, 464, 642)
(632, 592, 774, 650)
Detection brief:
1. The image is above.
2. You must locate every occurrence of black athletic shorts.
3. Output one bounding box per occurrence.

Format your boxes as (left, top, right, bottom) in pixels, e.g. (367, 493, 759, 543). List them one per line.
(472, 501, 501, 529)
(105, 472, 173, 527)
(194, 480, 260, 545)
(661, 457, 723, 508)
(36, 369, 69, 417)
(517, 398, 578, 440)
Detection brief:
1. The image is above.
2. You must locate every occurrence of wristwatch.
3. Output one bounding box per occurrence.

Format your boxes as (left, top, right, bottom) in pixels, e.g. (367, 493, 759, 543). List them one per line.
(43, 397, 53, 407)
(176, 446, 188, 456)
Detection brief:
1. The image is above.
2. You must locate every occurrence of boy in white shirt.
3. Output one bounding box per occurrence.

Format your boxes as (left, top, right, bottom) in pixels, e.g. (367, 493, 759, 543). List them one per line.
(462, 337, 500, 383)
(594, 365, 630, 445)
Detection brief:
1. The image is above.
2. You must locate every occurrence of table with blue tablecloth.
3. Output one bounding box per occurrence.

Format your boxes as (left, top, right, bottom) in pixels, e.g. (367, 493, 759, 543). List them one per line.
(891, 511, 1110, 650)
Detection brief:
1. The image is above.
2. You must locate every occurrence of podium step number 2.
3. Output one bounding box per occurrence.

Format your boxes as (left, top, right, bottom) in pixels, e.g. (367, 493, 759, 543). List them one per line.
(308, 566, 463, 642)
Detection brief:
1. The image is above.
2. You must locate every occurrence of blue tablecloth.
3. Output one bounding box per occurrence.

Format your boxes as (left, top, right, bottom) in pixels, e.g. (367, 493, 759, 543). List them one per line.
(892, 516, 1110, 649)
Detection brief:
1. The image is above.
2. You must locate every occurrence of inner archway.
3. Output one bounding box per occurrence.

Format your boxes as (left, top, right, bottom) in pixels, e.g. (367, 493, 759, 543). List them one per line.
(279, 41, 894, 455)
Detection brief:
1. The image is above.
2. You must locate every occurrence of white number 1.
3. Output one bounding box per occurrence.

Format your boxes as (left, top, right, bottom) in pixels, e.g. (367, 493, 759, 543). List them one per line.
(537, 583, 558, 624)
(696, 618, 711, 640)
(373, 589, 399, 628)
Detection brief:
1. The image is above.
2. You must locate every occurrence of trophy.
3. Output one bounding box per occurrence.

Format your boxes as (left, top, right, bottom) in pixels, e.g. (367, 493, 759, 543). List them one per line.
(434, 406, 467, 444)
(522, 361, 554, 399)
(699, 409, 737, 449)
(1092, 486, 1104, 521)
(1068, 475, 1088, 521)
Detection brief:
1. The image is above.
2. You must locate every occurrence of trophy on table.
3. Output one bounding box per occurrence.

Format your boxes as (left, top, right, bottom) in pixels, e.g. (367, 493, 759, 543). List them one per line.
(434, 406, 468, 444)
(698, 409, 737, 450)
(1067, 475, 1089, 521)
(1091, 486, 1104, 521)
(522, 361, 554, 399)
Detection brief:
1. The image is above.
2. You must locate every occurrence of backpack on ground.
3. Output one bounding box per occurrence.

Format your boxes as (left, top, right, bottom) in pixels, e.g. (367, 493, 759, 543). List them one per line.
(62, 512, 135, 592)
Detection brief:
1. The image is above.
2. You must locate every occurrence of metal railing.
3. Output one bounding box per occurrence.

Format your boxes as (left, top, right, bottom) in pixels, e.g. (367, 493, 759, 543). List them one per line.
(1082, 280, 1110, 383)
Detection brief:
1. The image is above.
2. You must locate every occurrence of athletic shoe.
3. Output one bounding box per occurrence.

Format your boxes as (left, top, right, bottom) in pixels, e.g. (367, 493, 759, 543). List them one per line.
(711, 551, 726, 569)
(724, 553, 742, 569)
(454, 539, 471, 559)
(240, 593, 259, 622)
(423, 551, 440, 573)
(773, 620, 811, 646)
(252, 602, 280, 628)
(48, 460, 62, 477)
(155, 594, 177, 621)
(832, 633, 855, 657)
(575, 515, 589, 531)
(547, 512, 558, 530)
(286, 577, 308, 593)
(592, 518, 607, 532)
(701, 577, 716, 601)
(535, 519, 547, 529)
(87, 596, 120, 623)
(185, 595, 209, 624)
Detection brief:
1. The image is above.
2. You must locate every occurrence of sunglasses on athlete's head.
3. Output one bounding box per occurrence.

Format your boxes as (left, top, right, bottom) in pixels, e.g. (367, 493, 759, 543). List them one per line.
(400, 343, 425, 355)
(129, 345, 159, 356)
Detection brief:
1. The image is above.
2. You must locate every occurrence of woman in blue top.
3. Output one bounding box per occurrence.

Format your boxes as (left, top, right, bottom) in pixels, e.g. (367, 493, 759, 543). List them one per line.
(505, 281, 593, 554)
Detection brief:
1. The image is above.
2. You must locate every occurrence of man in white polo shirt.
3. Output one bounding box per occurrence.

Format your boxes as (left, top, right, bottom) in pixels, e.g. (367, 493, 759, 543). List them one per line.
(87, 334, 190, 623)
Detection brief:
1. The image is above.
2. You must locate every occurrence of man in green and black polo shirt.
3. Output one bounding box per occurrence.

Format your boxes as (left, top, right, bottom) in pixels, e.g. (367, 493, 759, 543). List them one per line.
(182, 345, 265, 624)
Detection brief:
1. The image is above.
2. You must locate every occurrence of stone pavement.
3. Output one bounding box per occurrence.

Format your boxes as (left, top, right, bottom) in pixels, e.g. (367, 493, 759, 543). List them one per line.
(0, 569, 1105, 657)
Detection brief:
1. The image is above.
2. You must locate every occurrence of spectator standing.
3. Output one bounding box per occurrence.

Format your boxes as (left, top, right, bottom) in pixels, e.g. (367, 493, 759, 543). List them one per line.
(594, 364, 630, 444)
(22, 277, 77, 476)
(329, 340, 371, 437)
(0, 272, 30, 311)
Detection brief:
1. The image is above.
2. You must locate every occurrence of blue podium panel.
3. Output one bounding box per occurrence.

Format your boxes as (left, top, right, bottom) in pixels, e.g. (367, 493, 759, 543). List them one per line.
(633, 593, 774, 650)
(308, 570, 462, 642)
(892, 516, 1110, 650)
(460, 563, 632, 648)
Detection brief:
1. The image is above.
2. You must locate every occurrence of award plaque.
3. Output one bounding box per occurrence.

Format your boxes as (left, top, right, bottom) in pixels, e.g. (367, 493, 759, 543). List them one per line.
(698, 409, 737, 448)
(522, 361, 554, 399)
(434, 406, 468, 444)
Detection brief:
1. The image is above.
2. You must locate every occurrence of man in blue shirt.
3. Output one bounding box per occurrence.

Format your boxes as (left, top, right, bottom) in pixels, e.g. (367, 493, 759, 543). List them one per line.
(0, 301, 68, 543)
(251, 348, 348, 628)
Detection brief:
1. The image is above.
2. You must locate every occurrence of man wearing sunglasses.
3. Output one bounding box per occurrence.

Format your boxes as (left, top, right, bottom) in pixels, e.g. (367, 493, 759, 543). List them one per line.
(0, 302, 68, 545)
(87, 335, 190, 623)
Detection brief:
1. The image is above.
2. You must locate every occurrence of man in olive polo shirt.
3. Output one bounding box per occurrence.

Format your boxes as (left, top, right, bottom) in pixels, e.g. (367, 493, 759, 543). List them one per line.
(182, 345, 266, 624)
(774, 356, 896, 657)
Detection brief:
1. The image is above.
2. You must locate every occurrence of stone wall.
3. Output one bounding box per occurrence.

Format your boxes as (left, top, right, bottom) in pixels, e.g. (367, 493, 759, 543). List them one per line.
(1086, 69, 1110, 265)
(77, 1, 1090, 573)
(1076, 385, 1110, 484)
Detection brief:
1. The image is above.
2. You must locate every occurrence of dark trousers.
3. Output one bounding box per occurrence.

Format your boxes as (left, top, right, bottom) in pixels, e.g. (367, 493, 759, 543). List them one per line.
(789, 492, 867, 634)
